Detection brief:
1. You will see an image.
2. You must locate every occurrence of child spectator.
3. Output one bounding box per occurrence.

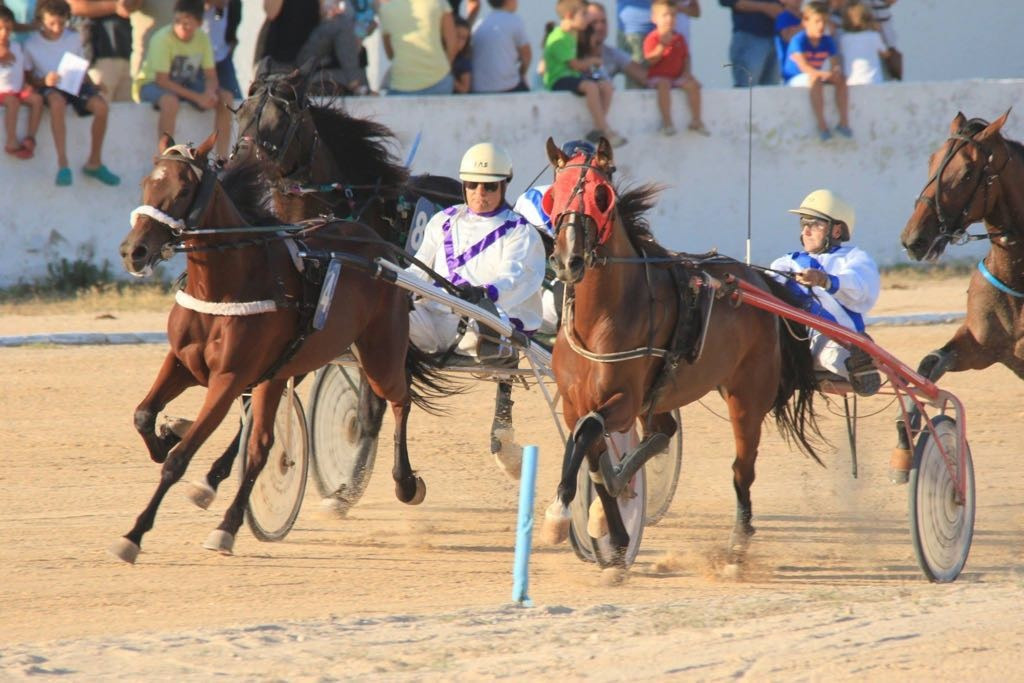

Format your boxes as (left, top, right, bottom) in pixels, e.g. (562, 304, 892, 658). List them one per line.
(202, 0, 241, 101)
(470, 0, 530, 93)
(68, 0, 139, 102)
(24, 0, 118, 186)
(643, 0, 706, 136)
(0, 5, 43, 158)
(773, 0, 801, 79)
(450, 15, 470, 93)
(544, 0, 625, 147)
(840, 1, 888, 85)
(782, 0, 850, 141)
(135, 0, 232, 159)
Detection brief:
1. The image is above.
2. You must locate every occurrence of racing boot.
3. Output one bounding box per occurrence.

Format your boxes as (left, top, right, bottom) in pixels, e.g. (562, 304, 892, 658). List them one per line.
(490, 381, 521, 479)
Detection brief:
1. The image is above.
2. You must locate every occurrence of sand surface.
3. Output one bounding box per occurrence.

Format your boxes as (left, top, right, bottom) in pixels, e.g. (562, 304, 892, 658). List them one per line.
(2, 275, 1023, 680)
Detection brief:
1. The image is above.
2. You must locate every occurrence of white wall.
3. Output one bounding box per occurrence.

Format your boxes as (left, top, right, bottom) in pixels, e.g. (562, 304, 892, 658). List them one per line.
(1, 78, 1021, 286)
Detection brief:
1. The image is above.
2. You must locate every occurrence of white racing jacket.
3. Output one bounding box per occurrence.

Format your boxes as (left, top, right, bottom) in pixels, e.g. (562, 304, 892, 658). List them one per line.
(405, 204, 546, 333)
(769, 244, 880, 332)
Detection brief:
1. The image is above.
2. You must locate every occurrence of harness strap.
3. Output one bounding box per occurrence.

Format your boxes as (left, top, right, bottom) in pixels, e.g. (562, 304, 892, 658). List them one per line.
(978, 258, 1024, 298)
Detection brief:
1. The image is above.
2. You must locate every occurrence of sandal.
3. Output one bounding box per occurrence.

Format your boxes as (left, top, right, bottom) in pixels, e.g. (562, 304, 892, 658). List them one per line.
(21, 136, 35, 154)
(5, 144, 31, 160)
(82, 164, 121, 186)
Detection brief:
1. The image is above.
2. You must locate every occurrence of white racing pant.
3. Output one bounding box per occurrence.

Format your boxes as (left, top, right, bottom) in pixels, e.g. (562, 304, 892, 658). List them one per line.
(810, 329, 852, 378)
(409, 300, 512, 357)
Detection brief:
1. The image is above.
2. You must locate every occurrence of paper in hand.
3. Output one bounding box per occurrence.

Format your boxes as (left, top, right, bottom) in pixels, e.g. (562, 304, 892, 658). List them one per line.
(56, 52, 89, 96)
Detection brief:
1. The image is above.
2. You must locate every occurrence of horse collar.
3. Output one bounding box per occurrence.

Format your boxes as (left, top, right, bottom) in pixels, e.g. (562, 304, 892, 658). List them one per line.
(978, 258, 1024, 298)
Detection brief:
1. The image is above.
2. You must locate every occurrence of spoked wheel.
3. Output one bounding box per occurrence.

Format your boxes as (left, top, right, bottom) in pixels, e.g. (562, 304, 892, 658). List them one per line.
(643, 409, 683, 526)
(307, 364, 380, 516)
(241, 387, 309, 542)
(568, 428, 647, 567)
(908, 415, 975, 583)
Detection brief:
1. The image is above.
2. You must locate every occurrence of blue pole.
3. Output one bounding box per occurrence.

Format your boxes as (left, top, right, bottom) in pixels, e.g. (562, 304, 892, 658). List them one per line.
(512, 445, 539, 606)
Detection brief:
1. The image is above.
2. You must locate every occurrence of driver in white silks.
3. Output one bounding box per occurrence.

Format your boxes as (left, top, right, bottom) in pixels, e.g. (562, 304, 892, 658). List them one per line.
(404, 142, 546, 478)
(769, 189, 882, 396)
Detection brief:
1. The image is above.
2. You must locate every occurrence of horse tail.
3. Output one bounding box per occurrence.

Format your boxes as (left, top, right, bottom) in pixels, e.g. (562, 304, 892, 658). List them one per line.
(763, 277, 826, 465)
(404, 343, 463, 415)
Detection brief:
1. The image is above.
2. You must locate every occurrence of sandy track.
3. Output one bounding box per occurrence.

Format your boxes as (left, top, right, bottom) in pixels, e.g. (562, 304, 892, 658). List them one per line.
(2, 277, 1023, 678)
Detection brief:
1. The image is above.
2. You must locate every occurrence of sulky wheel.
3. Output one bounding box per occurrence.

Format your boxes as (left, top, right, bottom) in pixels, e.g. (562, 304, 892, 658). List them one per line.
(241, 388, 309, 542)
(643, 409, 682, 526)
(307, 364, 380, 516)
(908, 415, 975, 583)
(568, 428, 647, 568)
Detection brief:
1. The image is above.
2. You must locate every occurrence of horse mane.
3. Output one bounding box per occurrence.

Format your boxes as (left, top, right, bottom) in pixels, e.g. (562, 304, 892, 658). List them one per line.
(615, 182, 673, 257)
(308, 104, 410, 193)
(219, 156, 279, 226)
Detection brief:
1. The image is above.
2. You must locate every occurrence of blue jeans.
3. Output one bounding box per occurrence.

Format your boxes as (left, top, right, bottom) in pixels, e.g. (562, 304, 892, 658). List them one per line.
(139, 73, 206, 110)
(389, 72, 454, 96)
(728, 31, 779, 87)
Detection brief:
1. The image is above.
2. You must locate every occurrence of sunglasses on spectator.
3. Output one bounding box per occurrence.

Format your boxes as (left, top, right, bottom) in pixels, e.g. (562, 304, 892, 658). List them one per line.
(464, 181, 501, 192)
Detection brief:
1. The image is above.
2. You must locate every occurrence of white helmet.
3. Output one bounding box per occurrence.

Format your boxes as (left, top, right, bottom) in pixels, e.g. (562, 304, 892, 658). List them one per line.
(788, 189, 856, 239)
(459, 142, 513, 182)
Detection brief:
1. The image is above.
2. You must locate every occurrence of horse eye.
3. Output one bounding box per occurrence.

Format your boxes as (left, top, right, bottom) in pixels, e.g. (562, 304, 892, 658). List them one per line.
(594, 184, 610, 212)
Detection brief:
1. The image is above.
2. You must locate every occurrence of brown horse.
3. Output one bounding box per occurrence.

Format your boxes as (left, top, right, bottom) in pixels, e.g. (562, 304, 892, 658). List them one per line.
(538, 139, 821, 566)
(895, 111, 1024, 456)
(110, 133, 450, 563)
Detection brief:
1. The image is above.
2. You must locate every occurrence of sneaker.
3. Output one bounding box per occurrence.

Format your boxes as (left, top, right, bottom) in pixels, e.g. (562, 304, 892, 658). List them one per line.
(818, 128, 833, 143)
(55, 167, 72, 186)
(82, 164, 121, 186)
(845, 347, 881, 397)
(834, 124, 853, 139)
(584, 129, 602, 143)
(604, 130, 627, 147)
(688, 122, 711, 136)
(659, 124, 677, 137)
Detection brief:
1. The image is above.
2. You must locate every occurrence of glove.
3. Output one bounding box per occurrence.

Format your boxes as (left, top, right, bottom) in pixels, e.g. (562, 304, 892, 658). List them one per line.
(457, 284, 489, 304)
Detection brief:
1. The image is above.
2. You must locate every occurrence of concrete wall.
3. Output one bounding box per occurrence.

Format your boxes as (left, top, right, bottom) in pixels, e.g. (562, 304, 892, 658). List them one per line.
(1, 78, 1022, 286)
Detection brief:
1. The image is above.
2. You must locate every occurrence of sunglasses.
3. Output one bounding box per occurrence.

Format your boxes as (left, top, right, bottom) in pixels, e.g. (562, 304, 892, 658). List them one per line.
(464, 181, 501, 192)
(799, 216, 829, 230)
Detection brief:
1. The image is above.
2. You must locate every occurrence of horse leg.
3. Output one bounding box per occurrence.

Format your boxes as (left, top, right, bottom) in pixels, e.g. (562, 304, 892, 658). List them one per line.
(490, 380, 521, 479)
(892, 324, 994, 481)
(539, 411, 605, 546)
(133, 351, 198, 464)
(390, 399, 426, 504)
(203, 380, 287, 554)
(110, 376, 247, 563)
(184, 396, 248, 510)
(724, 392, 766, 563)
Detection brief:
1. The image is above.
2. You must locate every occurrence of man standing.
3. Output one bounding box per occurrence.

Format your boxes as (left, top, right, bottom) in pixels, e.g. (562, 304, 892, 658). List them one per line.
(719, 0, 782, 86)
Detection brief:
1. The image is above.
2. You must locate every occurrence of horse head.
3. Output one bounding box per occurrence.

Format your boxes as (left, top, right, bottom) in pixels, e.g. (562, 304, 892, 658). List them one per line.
(901, 110, 1012, 261)
(119, 133, 218, 277)
(543, 136, 618, 283)
(234, 59, 318, 178)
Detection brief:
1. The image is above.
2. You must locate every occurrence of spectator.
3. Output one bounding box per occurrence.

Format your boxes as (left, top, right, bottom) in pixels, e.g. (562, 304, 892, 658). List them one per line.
(470, 0, 530, 93)
(719, 0, 782, 87)
(770, 188, 880, 396)
(295, 0, 368, 94)
(585, 2, 647, 87)
(254, 0, 319, 70)
(25, 0, 118, 186)
(544, 0, 625, 147)
(68, 0, 138, 102)
(0, 4, 43, 158)
(378, 0, 455, 95)
(644, 0, 706, 136)
(129, 0, 173, 76)
(840, 0, 888, 85)
(614, 0, 652, 88)
(451, 15, 470, 93)
(783, 0, 850, 141)
(202, 0, 241, 101)
(773, 0, 800, 79)
(135, 0, 232, 159)
(866, 0, 898, 80)
(2, 0, 40, 37)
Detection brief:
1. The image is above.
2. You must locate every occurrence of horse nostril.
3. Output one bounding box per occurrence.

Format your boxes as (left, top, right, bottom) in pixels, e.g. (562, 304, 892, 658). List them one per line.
(568, 256, 584, 272)
(131, 245, 149, 263)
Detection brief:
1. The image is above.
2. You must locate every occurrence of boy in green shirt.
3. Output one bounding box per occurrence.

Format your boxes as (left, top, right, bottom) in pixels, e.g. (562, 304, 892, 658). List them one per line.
(543, 0, 625, 147)
(134, 0, 231, 157)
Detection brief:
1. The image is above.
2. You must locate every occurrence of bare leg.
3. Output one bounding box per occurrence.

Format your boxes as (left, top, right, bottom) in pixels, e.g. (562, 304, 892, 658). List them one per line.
(578, 79, 609, 133)
(808, 79, 827, 132)
(656, 80, 672, 128)
(157, 93, 180, 140)
(682, 78, 704, 129)
(3, 95, 19, 149)
(46, 92, 69, 168)
(834, 78, 849, 128)
(214, 91, 233, 159)
(84, 95, 108, 168)
(25, 93, 43, 140)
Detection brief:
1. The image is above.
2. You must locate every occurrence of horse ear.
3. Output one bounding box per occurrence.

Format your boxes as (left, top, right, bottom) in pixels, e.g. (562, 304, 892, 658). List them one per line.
(158, 133, 174, 154)
(253, 56, 272, 84)
(950, 112, 967, 134)
(195, 132, 217, 161)
(978, 109, 1011, 141)
(596, 137, 614, 170)
(546, 137, 568, 168)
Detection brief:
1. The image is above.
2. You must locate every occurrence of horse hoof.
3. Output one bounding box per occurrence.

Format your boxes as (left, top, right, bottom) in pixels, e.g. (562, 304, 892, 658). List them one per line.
(490, 428, 521, 480)
(396, 477, 426, 505)
(600, 566, 629, 586)
(721, 562, 742, 580)
(318, 496, 350, 518)
(540, 499, 570, 545)
(586, 496, 608, 538)
(202, 529, 235, 555)
(183, 478, 216, 510)
(107, 537, 140, 564)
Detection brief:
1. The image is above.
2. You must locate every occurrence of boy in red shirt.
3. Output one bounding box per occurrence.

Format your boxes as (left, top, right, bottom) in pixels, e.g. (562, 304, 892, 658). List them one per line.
(643, 0, 707, 137)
